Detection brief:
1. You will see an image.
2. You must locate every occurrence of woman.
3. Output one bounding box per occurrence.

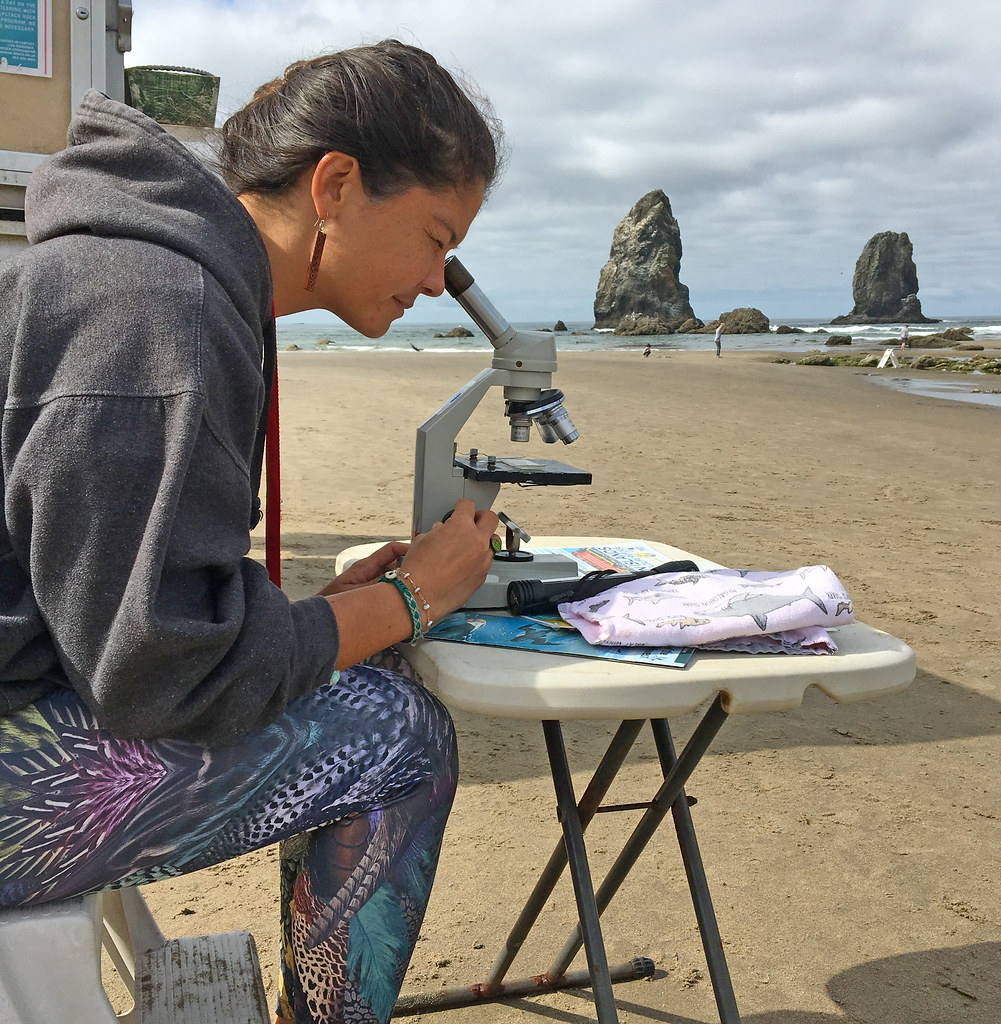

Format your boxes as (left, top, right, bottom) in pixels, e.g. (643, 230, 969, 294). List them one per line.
(0, 40, 501, 1024)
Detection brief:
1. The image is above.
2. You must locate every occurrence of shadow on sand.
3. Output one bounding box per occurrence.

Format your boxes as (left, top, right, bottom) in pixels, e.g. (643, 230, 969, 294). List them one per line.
(483, 942, 1000, 1024)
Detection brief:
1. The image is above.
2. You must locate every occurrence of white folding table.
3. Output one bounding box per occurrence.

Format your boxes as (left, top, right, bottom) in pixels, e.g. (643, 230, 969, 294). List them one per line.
(336, 538, 915, 1024)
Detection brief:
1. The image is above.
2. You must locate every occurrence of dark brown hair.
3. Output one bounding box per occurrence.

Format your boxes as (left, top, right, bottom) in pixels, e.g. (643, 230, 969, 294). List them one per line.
(217, 39, 502, 199)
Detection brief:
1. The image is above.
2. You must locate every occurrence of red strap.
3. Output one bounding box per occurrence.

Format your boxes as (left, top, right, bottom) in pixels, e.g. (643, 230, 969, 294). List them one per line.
(265, 315, 281, 588)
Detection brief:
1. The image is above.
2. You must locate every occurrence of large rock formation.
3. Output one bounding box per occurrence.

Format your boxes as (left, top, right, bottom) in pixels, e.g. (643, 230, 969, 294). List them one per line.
(593, 190, 695, 331)
(832, 231, 937, 324)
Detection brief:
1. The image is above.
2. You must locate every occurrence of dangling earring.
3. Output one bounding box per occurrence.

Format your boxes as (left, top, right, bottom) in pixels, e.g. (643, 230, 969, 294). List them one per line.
(305, 217, 326, 292)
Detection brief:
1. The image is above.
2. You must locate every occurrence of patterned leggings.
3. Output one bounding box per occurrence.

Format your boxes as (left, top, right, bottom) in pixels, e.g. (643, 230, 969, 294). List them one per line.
(0, 662, 458, 1024)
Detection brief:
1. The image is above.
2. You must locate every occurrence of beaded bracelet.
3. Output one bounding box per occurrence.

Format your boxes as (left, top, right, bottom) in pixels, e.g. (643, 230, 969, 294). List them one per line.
(380, 571, 424, 645)
(398, 570, 433, 631)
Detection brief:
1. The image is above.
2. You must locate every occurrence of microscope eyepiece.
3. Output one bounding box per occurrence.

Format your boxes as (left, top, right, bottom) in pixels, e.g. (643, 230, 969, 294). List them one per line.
(443, 255, 475, 298)
(442, 255, 511, 341)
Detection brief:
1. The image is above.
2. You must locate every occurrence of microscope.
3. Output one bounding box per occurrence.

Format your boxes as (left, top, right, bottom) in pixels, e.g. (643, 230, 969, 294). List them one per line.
(412, 257, 591, 608)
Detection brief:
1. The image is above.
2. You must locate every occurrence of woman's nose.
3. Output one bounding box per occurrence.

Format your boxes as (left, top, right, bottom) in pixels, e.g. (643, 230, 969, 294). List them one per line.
(419, 257, 447, 297)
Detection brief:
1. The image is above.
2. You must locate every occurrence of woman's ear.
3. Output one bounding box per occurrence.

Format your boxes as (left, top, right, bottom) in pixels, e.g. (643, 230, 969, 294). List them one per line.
(310, 151, 363, 220)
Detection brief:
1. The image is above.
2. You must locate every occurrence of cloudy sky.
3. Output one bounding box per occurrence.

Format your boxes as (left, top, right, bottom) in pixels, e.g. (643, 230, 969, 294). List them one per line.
(130, 0, 1001, 325)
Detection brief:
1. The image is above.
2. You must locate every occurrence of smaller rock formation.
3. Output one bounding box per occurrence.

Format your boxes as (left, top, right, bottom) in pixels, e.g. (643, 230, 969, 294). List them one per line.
(908, 354, 948, 369)
(696, 308, 770, 334)
(613, 313, 676, 336)
(906, 327, 973, 348)
(832, 231, 937, 324)
(433, 326, 475, 338)
(553, 320, 568, 332)
(676, 317, 705, 333)
(593, 190, 695, 331)
(825, 334, 853, 346)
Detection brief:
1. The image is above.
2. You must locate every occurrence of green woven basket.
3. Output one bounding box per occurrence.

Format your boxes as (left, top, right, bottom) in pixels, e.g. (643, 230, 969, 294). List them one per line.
(124, 65, 220, 128)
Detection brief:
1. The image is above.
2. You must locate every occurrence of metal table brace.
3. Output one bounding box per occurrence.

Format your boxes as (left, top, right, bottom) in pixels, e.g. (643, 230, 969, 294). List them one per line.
(395, 693, 741, 1023)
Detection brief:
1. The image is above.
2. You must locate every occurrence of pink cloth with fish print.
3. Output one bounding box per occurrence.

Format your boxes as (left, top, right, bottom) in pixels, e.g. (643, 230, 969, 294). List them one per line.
(558, 565, 854, 653)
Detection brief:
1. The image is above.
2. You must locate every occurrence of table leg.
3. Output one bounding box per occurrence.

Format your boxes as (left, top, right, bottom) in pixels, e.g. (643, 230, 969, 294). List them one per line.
(394, 696, 739, 1022)
(650, 718, 741, 1023)
(483, 719, 646, 993)
(394, 719, 654, 1018)
(547, 696, 730, 981)
(542, 719, 621, 1024)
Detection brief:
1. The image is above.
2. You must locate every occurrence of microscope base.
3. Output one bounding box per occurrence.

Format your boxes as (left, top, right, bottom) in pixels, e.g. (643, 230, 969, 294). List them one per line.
(465, 552, 579, 610)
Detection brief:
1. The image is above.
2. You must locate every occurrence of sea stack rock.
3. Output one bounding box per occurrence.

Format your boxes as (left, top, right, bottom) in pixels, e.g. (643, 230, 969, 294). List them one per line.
(697, 308, 770, 334)
(593, 190, 695, 331)
(832, 231, 937, 324)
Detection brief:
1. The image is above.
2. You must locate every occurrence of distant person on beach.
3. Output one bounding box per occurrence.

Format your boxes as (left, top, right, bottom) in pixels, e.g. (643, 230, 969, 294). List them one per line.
(643, 342, 652, 357)
(714, 321, 724, 357)
(0, 41, 502, 1024)
(901, 323, 910, 350)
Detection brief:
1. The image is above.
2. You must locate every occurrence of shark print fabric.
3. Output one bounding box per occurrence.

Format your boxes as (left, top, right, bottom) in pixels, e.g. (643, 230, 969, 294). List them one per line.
(558, 565, 854, 654)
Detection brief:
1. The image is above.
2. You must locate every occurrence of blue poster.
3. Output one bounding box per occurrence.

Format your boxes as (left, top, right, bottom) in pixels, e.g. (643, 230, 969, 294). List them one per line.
(0, 0, 51, 77)
(426, 612, 694, 669)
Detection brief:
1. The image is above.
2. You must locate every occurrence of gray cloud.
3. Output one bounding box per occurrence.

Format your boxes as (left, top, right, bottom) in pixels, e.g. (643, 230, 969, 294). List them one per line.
(129, 0, 1001, 322)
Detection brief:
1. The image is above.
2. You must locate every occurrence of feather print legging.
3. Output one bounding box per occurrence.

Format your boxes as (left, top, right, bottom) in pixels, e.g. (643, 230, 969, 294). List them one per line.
(0, 662, 458, 1024)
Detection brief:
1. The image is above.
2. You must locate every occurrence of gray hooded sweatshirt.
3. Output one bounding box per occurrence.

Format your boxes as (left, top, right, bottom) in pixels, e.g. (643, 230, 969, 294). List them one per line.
(0, 91, 339, 745)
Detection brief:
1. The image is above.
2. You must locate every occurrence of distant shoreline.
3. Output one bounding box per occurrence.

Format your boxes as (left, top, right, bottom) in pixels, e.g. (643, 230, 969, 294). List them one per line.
(278, 341, 1001, 357)
(277, 315, 1001, 356)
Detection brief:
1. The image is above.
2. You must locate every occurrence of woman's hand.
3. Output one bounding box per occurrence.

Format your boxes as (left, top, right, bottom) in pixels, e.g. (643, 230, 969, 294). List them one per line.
(320, 499, 499, 668)
(397, 499, 499, 621)
(317, 541, 409, 597)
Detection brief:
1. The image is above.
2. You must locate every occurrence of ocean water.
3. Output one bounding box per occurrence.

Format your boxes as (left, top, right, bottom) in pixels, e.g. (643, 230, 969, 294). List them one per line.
(277, 315, 1001, 356)
(869, 375, 1001, 409)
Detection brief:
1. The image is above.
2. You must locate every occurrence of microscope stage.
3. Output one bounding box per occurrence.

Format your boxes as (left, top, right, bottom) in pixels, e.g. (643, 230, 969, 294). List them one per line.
(454, 453, 591, 485)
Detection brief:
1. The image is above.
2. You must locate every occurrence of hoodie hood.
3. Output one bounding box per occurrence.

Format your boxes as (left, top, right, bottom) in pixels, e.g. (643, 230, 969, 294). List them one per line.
(25, 90, 272, 326)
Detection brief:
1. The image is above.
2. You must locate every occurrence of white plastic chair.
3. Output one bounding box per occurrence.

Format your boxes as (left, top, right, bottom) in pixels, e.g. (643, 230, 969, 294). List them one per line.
(0, 888, 268, 1023)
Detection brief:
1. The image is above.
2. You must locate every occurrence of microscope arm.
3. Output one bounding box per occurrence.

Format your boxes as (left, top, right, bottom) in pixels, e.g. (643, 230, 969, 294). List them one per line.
(413, 365, 547, 534)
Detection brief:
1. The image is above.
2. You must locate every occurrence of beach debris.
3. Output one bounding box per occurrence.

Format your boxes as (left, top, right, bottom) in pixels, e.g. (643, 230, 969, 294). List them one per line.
(679, 967, 704, 988)
(593, 189, 695, 332)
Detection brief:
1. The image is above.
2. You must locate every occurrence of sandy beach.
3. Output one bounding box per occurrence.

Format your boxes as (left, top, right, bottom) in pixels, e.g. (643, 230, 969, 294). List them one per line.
(128, 349, 1000, 1023)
